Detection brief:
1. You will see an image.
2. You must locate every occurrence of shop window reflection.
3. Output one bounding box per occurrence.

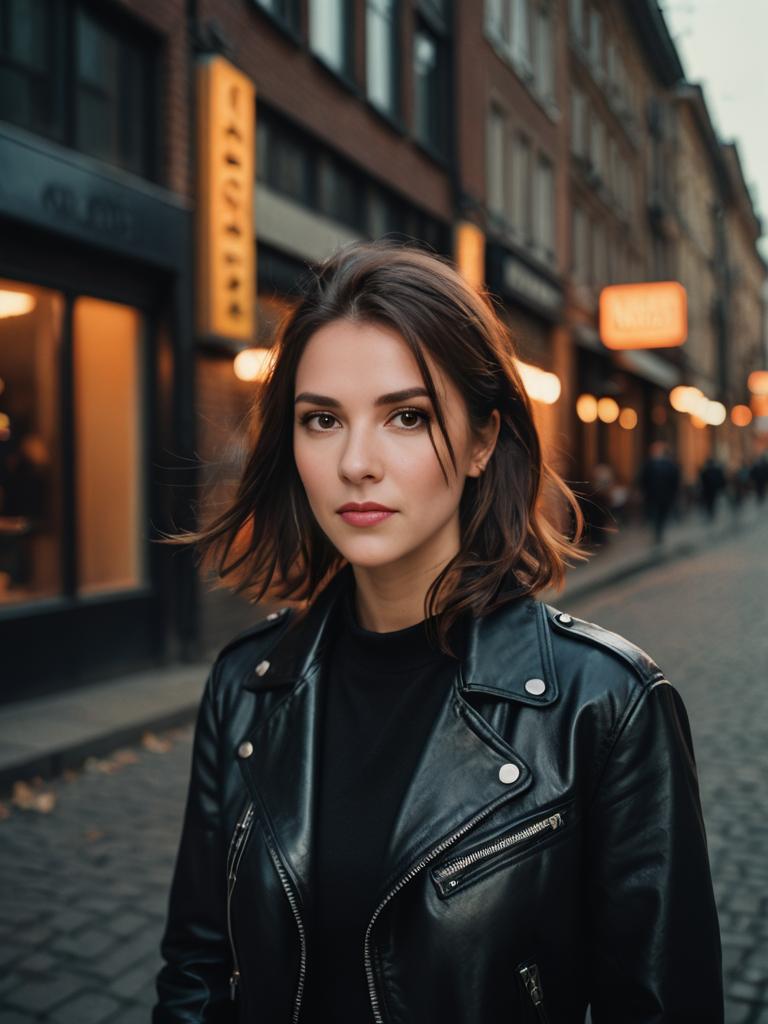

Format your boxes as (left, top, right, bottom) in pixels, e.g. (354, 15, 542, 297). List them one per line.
(0, 280, 64, 604)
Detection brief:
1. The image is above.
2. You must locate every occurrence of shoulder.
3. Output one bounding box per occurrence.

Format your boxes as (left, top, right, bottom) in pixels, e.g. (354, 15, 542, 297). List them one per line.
(208, 606, 298, 699)
(543, 602, 666, 688)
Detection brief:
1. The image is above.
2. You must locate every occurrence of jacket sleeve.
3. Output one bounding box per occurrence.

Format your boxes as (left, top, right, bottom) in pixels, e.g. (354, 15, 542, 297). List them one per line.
(153, 660, 237, 1024)
(585, 677, 724, 1023)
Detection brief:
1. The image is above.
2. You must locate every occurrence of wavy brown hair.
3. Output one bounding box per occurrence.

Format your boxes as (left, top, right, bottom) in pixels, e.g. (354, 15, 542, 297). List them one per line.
(159, 238, 590, 655)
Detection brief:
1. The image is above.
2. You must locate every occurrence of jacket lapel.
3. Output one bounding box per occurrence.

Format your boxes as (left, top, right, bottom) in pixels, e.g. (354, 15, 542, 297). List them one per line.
(235, 564, 560, 915)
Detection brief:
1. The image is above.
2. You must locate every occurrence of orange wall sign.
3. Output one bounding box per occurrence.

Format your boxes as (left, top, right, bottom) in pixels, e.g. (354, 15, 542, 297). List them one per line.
(196, 56, 255, 341)
(599, 281, 687, 350)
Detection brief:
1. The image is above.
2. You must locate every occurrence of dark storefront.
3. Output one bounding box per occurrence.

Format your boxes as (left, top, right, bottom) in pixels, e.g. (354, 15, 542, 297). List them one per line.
(0, 123, 193, 702)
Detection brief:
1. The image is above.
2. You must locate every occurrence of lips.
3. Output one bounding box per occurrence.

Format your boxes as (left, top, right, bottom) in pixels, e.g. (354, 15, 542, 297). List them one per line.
(336, 502, 395, 513)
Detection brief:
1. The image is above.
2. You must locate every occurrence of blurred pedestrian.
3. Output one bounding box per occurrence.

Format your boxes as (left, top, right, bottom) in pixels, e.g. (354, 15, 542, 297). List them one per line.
(698, 455, 726, 522)
(638, 440, 681, 544)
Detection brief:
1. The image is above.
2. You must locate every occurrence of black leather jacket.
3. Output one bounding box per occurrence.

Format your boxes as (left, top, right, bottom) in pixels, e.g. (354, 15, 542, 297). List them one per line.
(153, 565, 724, 1023)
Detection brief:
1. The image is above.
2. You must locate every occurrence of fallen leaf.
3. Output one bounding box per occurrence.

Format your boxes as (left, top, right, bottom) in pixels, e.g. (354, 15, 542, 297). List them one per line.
(142, 732, 171, 753)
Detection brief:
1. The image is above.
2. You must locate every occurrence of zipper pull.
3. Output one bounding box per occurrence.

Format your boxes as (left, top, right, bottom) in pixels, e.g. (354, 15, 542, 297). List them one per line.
(519, 962, 544, 1005)
(229, 968, 240, 1001)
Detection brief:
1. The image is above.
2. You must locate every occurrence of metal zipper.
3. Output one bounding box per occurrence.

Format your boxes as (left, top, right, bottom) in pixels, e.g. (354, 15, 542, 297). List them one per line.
(363, 794, 532, 1023)
(518, 962, 551, 1024)
(226, 800, 255, 1001)
(260, 820, 307, 1024)
(432, 811, 564, 893)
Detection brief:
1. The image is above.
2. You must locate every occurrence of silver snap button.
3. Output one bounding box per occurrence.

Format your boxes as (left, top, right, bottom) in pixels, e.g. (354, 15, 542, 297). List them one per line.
(255, 660, 270, 676)
(266, 612, 279, 621)
(524, 677, 546, 696)
(498, 762, 520, 784)
(238, 741, 254, 758)
(557, 613, 573, 625)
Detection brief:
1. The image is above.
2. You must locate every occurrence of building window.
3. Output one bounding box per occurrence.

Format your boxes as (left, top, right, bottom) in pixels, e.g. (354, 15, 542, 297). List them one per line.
(0, 280, 64, 604)
(309, 0, 352, 77)
(0, 282, 147, 606)
(588, 5, 603, 77)
(366, 0, 399, 116)
(0, 0, 156, 179)
(533, 3, 554, 102)
(511, 0, 532, 72)
(592, 219, 607, 286)
(511, 133, 532, 241)
(73, 297, 146, 595)
(253, 0, 301, 33)
(486, 0, 508, 42)
(572, 204, 589, 283)
(568, 0, 584, 43)
(317, 152, 365, 230)
(571, 87, 586, 156)
(534, 155, 555, 263)
(487, 104, 507, 218)
(413, 21, 447, 156)
(590, 113, 605, 178)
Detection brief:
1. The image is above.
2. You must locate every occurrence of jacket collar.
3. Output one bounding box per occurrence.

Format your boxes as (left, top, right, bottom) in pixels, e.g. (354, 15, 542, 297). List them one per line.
(242, 561, 559, 707)
(235, 563, 560, 924)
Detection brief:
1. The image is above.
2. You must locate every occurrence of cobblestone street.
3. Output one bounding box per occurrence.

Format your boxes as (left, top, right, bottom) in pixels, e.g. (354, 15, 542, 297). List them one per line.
(1, 515, 767, 1024)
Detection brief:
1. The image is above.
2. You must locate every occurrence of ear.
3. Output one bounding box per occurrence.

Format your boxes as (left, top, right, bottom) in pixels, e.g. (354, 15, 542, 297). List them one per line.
(467, 409, 501, 478)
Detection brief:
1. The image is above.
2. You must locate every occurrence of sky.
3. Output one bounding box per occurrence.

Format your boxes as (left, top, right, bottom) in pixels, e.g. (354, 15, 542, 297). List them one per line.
(660, 0, 768, 259)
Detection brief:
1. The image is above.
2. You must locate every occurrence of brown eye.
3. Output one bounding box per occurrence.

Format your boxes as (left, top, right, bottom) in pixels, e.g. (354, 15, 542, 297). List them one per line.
(391, 408, 430, 430)
(302, 412, 338, 430)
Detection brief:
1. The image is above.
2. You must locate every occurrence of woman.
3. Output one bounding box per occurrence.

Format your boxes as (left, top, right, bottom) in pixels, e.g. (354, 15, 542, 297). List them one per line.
(153, 239, 723, 1023)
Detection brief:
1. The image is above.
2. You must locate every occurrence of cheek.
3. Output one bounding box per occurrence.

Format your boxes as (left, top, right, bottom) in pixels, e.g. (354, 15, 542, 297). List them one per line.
(293, 433, 323, 498)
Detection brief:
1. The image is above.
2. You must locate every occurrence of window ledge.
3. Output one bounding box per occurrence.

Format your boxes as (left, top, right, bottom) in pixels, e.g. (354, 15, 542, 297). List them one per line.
(363, 97, 407, 137)
(249, 2, 303, 48)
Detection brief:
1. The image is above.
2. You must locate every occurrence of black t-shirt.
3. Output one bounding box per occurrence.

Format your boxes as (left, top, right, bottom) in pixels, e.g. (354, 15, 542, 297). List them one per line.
(301, 582, 463, 1022)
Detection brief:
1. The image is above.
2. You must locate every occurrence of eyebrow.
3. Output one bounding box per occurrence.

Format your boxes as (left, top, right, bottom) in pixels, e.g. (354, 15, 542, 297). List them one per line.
(294, 387, 431, 408)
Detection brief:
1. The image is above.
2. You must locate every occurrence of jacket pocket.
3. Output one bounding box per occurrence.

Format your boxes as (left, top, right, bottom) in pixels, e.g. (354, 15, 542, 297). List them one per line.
(430, 800, 572, 898)
(517, 960, 552, 1024)
(226, 799, 256, 1001)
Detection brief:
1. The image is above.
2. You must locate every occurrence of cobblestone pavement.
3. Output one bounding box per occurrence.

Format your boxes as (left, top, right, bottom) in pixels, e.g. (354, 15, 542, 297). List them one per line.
(0, 514, 766, 1024)
(572, 512, 768, 1024)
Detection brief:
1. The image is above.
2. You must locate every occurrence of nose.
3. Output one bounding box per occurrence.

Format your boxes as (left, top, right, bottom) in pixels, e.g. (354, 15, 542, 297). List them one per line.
(337, 422, 383, 484)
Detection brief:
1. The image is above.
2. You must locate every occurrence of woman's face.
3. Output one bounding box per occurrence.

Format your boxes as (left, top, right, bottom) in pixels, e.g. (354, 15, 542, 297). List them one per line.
(293, 318, 498, 575)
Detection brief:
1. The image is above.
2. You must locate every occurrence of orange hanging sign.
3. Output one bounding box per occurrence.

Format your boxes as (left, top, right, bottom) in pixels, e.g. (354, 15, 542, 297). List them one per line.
(196, 56, 255, 341)
(599, 281, 687, 349)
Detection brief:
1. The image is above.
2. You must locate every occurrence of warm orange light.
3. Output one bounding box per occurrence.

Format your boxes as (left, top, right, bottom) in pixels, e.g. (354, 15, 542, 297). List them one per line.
(690, 415, 706, 429)
(196, 56, 255, 341)
(669, 385, 703, 414)
(748, 370, 768, 396)
(576, 393, 598, 423)
(702, 401, 726, 426)
(0, 289, 36, 318)
(597, 397, 620, 423)
(455, 221, 485, 292)
(599, 281, 687, 349)
(751, 394, 768, 417)
(516, 360, 561, 404)
(619, 407, 638, 429)
(234, 347, 273, 382)
(731, 404, 753, 427)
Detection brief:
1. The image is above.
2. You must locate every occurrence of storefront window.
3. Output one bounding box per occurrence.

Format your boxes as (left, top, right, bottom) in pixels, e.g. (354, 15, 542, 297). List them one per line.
(0, 280, 64, 604)
(73, 297, 146, 595)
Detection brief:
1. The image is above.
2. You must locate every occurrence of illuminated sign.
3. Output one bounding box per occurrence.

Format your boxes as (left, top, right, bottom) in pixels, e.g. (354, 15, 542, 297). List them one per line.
(599, 281, 687, 349)
(196, 56, 255, 340)
(454, 221, 485, 291)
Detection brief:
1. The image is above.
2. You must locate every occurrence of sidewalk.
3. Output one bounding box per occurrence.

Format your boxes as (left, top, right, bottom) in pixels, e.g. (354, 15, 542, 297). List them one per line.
(1, 496, 764, 797)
